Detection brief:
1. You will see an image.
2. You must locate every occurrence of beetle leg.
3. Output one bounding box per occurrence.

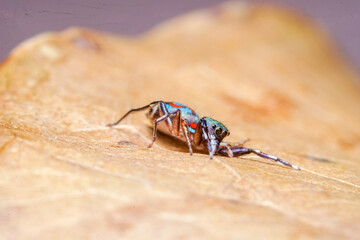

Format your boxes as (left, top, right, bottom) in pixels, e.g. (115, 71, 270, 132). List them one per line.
(219, 142, 233, 158)
(250, 148, 300, 170)
(192, 119, 204, 146)
(181, 120, 193, 155)
(164, 110, 192, 154)
(218, 146, 300, 170)
(148, 109, 180, 148)
(107, 101, 162, 127)
(171, 109, 181, 136)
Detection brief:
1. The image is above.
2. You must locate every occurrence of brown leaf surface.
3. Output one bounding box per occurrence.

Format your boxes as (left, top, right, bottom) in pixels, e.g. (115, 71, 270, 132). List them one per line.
(1, 3, 360, 240)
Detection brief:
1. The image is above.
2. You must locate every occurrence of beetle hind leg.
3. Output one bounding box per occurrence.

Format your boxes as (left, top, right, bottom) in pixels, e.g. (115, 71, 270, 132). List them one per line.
(107, 101, 162, 127)
(148, 109, 180, 148)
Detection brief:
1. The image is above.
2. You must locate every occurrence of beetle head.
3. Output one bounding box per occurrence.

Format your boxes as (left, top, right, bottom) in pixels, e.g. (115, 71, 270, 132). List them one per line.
(199, 117, 230, 159)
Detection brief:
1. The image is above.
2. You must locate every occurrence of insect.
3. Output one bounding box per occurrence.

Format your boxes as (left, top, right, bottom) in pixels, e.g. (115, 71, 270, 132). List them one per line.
(107, 101, 300, 170)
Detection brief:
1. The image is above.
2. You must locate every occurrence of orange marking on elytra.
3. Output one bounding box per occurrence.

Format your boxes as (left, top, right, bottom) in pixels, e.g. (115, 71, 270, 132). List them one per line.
(169, 103, 184, 109)
(169, 102, 195, 114)
(189, 122, 197, 129)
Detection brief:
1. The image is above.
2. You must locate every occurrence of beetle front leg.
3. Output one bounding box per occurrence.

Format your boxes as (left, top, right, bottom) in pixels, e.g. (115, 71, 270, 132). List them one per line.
(181, 120, 193, 155)
(219, 142, 233, 158)
(218, 146, 300, 170)
(250, 148, 300, 170)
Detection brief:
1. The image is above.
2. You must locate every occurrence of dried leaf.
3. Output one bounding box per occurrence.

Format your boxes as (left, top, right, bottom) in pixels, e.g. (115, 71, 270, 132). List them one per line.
(1, 3, 360, 240)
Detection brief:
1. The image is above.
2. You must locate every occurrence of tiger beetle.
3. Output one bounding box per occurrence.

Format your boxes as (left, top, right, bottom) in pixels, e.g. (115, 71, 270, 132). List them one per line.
(107, 101, 300, 170)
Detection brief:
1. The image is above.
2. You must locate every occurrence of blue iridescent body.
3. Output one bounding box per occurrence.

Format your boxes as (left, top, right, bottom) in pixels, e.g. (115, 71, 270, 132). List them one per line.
(163, 102, 199, 134)
(107, 101, 300, 170)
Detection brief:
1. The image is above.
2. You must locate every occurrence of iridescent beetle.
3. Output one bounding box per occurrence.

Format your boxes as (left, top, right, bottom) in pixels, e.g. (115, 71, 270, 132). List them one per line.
(107, 101, 300, 170)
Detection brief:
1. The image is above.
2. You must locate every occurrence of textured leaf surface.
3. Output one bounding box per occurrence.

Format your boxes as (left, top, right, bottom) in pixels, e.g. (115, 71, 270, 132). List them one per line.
(1, 3, 360, 240)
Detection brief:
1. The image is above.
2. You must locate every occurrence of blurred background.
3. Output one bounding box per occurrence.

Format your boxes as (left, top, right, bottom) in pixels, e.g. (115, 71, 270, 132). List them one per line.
(1, 0, 359, 72)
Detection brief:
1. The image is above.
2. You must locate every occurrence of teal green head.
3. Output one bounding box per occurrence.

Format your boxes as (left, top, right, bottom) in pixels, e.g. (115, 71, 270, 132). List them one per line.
(199, 117, 230, 159)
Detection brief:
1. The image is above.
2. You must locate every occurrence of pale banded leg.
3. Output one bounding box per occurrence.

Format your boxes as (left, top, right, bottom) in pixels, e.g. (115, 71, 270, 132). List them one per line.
(107, 101, 162, 127)
(218, 146, 300, 170)
(181, 120, 193, 155)
(148, 109, 180, 148)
